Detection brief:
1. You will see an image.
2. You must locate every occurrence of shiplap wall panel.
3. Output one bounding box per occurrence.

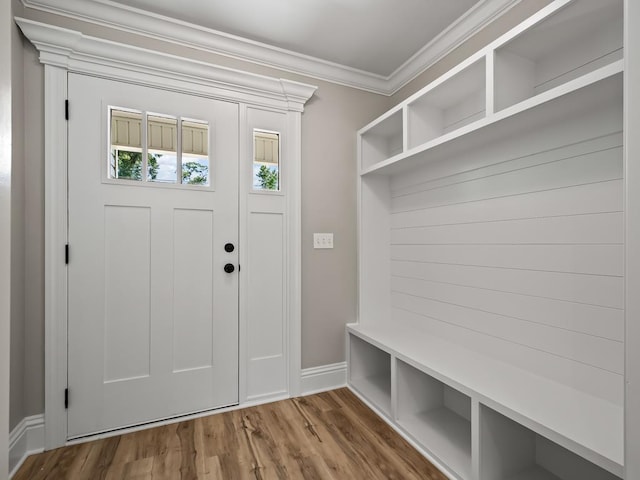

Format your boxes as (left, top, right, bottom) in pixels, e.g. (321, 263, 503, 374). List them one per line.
(391, 244, 622, 276)
(442, 91, 485, 133)
(391, 146, 622, 213)
(392, 261, 623, 309)
(388, 107, 623, 402)
(395, 309, 622, 404)
(390, 180, 622, 229)
(391, 212, 623, 246)
(391, 112, 623, 194)
(392, 292, 622, 373)
(390, 276, 623, 341)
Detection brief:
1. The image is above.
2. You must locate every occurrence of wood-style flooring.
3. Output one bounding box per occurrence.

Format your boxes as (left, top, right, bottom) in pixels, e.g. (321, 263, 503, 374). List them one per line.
(13, 388, 446, 480)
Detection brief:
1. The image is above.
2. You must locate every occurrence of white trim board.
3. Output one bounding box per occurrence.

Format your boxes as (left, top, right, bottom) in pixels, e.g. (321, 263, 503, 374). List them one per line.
(9, 415, 45, 479)
(300, 362, 347, 396)
(19, 0, 521, 96)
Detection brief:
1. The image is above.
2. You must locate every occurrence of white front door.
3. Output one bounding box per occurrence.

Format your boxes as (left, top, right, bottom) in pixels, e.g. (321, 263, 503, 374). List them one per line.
(67, 74, 239, 438)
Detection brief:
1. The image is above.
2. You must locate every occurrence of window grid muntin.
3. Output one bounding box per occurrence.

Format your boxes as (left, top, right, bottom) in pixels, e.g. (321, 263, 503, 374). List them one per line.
(108, 106, 210, 188)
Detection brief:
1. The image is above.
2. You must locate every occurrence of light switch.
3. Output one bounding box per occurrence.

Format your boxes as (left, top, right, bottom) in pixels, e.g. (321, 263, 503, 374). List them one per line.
(313, 233, 334, 249)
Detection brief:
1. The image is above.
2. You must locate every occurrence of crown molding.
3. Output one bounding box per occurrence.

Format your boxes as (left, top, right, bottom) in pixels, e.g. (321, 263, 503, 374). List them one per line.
(20, 0, 520, 96)
(387, 0, 521, 94)
(14, 17, 317, 112)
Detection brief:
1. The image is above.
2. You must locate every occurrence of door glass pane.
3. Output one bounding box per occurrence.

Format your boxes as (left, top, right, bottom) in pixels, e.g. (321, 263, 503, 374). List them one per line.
(110, 109, 143, 181)
(182, 119, 210, 186)
(148, 114, 178, 183)
(253, 130, 280, 191)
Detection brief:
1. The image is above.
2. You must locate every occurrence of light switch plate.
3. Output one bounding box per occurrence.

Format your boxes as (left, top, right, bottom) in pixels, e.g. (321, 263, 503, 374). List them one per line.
(313, 233, 334, 249)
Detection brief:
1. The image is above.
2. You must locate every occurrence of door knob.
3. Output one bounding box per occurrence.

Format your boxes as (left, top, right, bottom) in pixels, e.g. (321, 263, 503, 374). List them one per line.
(224, 263, 235, 273)
(224, 243, 235, 253)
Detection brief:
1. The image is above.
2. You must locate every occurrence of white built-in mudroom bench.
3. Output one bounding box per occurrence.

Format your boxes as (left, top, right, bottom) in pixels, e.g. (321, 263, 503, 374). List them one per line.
(347, 0, 625, 479)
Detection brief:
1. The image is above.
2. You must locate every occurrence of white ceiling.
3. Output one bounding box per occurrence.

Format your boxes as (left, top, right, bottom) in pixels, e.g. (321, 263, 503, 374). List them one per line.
(109, 0, 479, 77)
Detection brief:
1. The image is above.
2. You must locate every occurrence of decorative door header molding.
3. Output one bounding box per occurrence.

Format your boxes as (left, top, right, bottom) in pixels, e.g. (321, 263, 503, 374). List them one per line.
(15, 17, 317, 113)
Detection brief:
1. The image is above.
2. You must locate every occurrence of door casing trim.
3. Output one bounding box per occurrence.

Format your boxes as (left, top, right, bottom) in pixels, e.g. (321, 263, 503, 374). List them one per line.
(16, 17, 316, 450)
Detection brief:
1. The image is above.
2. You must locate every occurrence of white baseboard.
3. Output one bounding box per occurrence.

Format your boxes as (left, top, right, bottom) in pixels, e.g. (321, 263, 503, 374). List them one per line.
(300, 362, 347, 396)
(9, 414, 45, 478)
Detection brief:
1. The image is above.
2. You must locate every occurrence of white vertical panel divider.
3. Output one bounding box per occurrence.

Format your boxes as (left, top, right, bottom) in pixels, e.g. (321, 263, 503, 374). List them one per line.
(42, 63, 69, 450)
(471, 399, 480, 480)
(624, 0, 640, 477)
(402, 106, 409, 153)
(286, 109, 303, 397)
(238, 103, 248, 405)
(485, 51, 495, 116)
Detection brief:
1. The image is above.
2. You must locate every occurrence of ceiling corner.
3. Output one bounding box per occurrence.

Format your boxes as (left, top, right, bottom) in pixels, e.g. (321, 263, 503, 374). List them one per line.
(386, 0, 522, 95)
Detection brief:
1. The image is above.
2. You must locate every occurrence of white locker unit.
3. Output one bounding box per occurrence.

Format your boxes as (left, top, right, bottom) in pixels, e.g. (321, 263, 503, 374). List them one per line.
(349, 0, 625, 479)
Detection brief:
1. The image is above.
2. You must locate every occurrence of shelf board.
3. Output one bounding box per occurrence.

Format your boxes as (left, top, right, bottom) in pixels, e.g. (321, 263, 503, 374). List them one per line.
(398, 408, 472, 480)
(347, 323, 623, 477)
(505, 466, 562, 480)
(350, 373, 391, 416)
(360, 61, 623, 177)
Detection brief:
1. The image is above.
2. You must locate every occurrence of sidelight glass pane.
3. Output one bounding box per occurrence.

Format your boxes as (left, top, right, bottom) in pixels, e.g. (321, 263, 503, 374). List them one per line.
(253, 130, 280, 191)
(181, 119, 210, 186)
(147, 114, 178, 183)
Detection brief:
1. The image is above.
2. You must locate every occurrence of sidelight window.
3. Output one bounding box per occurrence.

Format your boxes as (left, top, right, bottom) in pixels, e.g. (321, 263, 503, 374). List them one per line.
(253, 130, 280, 191)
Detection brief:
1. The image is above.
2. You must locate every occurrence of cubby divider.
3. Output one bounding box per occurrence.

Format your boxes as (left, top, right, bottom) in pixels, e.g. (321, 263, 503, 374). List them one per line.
(396, 360, 472, 479)
(348, 333, 392, 417)
(479, 405, 621, 480)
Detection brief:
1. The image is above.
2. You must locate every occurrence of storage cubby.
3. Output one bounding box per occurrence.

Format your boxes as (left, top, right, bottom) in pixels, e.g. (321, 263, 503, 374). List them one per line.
(396, 360, 472, 479)
(479, 405, 621, 480)
(494, 0, 622, 111)
(360, 109, 403, 170)
(407, 57, 485, 150)
(348, 334, 392, 416)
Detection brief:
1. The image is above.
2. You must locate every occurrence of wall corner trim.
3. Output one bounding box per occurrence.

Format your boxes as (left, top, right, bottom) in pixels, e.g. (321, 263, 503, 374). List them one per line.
(9, 414, 45, 479)
(300, 362, 347, 396)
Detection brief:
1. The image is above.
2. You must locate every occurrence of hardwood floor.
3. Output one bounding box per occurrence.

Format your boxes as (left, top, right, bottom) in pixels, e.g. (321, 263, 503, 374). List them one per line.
(13, 388, 446, 480)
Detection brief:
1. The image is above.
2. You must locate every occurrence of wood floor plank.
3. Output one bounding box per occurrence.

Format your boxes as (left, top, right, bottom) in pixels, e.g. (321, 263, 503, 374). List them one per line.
(13, 388, 447, 480)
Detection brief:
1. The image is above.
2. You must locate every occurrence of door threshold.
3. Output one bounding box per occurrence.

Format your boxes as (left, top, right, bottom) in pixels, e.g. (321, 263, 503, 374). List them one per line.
(65, 392, 290, 446)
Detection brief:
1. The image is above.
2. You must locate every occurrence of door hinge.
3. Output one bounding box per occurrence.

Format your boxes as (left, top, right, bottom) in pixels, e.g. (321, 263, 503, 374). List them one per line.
(65, 100, 69, 121)
(64, 388, 69, 409)
(65, 244, 69, 265)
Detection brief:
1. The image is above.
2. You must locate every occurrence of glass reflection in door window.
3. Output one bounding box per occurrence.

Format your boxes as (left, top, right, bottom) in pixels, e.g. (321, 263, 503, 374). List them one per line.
(253, 130, 280, 191)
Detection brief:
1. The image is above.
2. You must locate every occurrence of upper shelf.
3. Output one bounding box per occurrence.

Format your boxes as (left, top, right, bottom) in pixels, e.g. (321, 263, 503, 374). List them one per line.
(359, 0, 623, 176)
